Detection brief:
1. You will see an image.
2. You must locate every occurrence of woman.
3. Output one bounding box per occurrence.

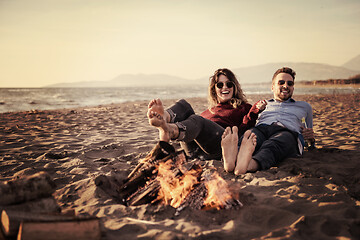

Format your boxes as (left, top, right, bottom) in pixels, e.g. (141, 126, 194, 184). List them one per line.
(147, 68, 266, 172)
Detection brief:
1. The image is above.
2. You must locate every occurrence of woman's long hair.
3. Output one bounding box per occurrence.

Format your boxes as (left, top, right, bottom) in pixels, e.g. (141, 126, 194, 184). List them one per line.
(207, 68, 247, 110)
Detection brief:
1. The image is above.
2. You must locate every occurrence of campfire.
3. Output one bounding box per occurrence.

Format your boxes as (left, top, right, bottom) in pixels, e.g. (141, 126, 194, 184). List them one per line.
(115, 142, 242, 212)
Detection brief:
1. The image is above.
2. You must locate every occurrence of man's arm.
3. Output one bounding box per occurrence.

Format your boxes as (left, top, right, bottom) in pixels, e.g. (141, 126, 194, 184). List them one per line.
(301, 103, 315, 146)
(301, 127, 315, 143)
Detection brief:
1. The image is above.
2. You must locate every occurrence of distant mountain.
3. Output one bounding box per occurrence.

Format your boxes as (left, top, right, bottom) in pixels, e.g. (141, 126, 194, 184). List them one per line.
(44, 60, 360, 88)
(45, 74, 197, 88)
(109, 74, 201, 86)
(232, 62, 360, 84)
(342, 54, 360, 71)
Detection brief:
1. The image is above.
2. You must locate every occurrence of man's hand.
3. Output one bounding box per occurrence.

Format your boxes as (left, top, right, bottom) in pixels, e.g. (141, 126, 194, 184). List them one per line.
(301, 126, 315, 143)
(255, 100, 267, 111)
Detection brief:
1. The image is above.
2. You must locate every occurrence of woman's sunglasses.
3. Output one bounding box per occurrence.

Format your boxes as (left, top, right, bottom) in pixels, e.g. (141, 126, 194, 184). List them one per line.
(216, 82, 234, 89)
(278, 80, 294, 86)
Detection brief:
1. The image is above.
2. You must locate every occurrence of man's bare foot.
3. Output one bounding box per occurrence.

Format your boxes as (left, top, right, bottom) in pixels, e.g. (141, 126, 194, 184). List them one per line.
(221, 126, 239, 172)
(234, 130, 257, 175)
(147, 110, 171, 141)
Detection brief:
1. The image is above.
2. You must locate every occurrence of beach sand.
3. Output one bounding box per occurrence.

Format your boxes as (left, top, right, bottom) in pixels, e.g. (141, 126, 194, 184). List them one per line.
(1, 93, 359, 239)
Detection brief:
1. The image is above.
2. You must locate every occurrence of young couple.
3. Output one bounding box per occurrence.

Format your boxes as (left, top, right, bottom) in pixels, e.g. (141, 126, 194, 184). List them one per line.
(147, 67, 315, 175)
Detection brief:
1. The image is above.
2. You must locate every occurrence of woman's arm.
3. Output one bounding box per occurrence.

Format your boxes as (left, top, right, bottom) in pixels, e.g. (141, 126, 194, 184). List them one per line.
(239, 100, 267, 134)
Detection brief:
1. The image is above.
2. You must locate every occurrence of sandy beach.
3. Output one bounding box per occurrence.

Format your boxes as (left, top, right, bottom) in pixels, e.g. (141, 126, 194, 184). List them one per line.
(1, 93, 359, 240)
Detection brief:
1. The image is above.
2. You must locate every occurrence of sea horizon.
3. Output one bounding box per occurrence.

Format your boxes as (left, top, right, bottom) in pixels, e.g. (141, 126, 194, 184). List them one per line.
(1, 85, 359, 113)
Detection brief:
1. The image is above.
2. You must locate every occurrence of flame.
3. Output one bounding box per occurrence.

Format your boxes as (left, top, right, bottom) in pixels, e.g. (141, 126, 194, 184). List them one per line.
(203, 171, 233, 210)
(156, 159, 200, 208)
(155, 156, 236, 210)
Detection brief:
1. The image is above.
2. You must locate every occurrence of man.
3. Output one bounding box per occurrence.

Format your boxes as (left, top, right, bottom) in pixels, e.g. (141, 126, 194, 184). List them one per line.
(221, 67, 315, 175)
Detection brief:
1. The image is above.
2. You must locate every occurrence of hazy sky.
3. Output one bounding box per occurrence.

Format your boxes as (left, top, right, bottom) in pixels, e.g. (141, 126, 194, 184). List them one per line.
(1, 0, 359, 87)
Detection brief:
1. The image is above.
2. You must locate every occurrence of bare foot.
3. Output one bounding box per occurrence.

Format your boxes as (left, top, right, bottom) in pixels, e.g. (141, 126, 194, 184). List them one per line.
(148, 99, 164, 115)
(147, 99, 179, 141)
(221, 126, 239, 172)
(148, 110, 163, 127)
(148, 98, 171, 122)
(147, 110, 171, 142)
(234, 130, 257, 175)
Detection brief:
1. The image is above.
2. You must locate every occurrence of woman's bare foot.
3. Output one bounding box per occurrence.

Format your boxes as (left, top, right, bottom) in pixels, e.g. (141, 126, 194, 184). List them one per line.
(221, 126, 239, 172)
(234, 130, 257, 175)
(147, 98, 170, 122)
(147, 110, 171, 142)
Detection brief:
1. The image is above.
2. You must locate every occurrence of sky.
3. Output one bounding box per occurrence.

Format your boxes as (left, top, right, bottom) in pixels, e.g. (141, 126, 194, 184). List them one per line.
(0, 0, 359, 87)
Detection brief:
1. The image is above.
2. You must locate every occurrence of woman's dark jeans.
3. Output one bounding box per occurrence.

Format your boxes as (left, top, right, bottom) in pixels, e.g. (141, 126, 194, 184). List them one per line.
(167, 99, 224, 159)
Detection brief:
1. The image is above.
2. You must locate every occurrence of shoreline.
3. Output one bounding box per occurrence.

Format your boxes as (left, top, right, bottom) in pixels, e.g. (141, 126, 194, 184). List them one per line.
(296, 83, 360, 88)
(1, 92, 359, 115)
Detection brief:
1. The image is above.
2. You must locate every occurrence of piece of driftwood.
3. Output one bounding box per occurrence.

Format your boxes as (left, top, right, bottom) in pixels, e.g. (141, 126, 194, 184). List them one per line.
(17, 218, 101, 240)
(0, 172, 56, 206)
(0, 197, 60, 214)
(1, 210, 84, 237)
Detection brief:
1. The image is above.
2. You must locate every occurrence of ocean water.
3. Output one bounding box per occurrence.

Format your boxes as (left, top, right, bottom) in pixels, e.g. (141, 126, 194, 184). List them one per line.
(0, 85, 359, 113)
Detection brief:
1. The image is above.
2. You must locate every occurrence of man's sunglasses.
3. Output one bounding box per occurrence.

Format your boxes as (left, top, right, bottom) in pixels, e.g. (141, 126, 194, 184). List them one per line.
(216, 82, 234, 89)
(278, 80, 294, 86)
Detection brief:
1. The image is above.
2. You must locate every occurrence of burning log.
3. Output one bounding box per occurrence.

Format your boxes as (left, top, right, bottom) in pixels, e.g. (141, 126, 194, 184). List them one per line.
(155, 160, 202, 208)
(103, 141, 243, 211)
(174, 169, 243, 215)
(95, 141, 177, 205)
(126, 141, 176, 180)
(201, 169, 243, 210)
(126, 151, 192, 206)
(126, 180, 161, 206)
(175, 182, 207, 212)
(116, 141, 182, 205)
